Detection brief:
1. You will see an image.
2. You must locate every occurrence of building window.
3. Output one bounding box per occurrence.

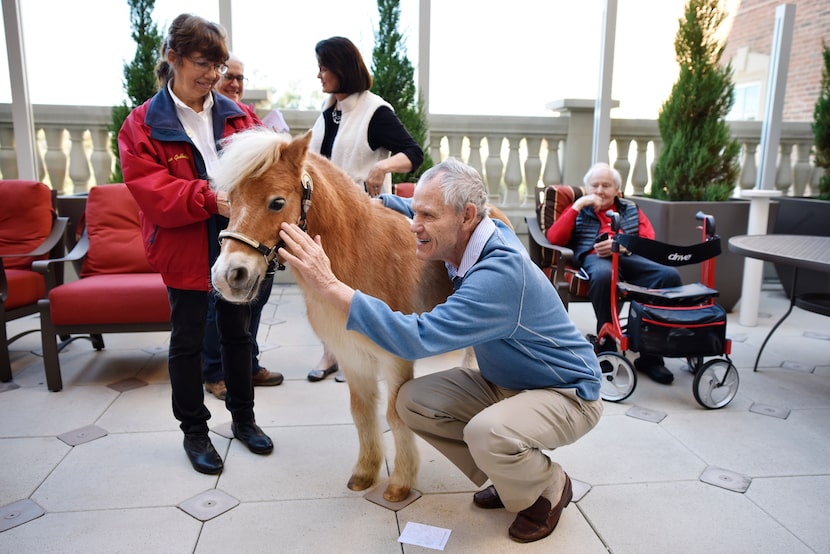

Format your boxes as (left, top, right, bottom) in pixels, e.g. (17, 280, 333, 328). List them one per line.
(729, 82, 761, 120)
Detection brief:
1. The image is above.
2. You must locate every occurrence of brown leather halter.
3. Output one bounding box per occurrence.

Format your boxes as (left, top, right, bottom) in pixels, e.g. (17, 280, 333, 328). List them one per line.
(218, 172, 313, 275)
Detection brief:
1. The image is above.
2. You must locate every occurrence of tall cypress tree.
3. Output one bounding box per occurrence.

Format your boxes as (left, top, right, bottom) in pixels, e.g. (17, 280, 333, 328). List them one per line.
(812, 41, 830, 200)
(370, 0, 432, 183)
(651, 0, 740, 201)
(109, 0, 162, 183)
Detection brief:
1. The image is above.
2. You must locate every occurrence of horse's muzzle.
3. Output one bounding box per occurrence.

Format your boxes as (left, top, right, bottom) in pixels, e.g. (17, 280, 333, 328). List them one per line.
(211, 254, 264, 304)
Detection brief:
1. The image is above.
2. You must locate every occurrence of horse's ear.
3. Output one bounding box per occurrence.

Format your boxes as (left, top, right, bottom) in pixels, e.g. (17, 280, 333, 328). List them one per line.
(280, 130, 312, 168)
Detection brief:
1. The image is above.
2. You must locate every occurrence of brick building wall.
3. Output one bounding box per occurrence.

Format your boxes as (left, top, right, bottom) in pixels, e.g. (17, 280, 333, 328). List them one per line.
(722, 0, 829, 122)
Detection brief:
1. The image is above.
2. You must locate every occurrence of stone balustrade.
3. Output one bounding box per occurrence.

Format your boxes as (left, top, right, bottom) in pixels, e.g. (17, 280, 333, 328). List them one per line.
(1, 102, 821, 216)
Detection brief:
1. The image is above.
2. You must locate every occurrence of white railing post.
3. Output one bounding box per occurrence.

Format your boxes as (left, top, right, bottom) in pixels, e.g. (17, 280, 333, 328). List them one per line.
(67, 125, 91, 192)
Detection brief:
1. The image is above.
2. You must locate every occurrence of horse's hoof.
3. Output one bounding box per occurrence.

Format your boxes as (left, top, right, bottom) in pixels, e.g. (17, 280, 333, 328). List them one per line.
(347, 475, 374, 492)
(383, 485, 410, 503)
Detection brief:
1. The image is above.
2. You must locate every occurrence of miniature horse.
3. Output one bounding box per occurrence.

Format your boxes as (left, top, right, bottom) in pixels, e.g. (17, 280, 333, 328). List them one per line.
(210, 129, 454, 503)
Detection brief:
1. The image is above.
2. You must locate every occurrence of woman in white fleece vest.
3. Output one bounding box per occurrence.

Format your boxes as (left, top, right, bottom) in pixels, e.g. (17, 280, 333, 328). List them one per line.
(307, 36, 424, 383)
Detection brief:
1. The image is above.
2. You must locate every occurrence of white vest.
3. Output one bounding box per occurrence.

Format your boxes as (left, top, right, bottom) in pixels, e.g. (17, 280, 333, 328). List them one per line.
(309, 91, 393, 194)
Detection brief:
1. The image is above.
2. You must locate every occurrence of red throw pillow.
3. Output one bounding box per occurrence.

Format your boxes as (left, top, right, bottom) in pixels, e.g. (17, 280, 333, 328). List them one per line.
(0, 180, 54, 270)
(80, 184, 154, 277)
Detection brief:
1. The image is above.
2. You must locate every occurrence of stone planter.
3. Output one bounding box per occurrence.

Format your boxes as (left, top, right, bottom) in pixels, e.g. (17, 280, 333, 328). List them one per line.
(770, 196, 830, 299)
(633, 197, 759, 313)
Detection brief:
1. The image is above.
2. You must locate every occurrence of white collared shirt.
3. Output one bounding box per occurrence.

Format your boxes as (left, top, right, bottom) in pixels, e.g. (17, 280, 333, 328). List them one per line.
(168, 82, 220, 178)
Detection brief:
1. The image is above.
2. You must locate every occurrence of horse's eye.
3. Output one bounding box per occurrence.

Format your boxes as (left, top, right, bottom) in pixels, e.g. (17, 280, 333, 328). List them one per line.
(269, 198, 286, 212)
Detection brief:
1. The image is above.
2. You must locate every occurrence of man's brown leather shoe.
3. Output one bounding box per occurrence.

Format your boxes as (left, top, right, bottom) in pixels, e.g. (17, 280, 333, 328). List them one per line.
(204, 381, 227, 401)
(473, 484, 505, 509)
(252, 367, 284, 386)
(508, 474, 573, 543)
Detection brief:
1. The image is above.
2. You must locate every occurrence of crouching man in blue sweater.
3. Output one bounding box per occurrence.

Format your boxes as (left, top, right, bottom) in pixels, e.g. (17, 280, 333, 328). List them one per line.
(278, 157, 603, 544)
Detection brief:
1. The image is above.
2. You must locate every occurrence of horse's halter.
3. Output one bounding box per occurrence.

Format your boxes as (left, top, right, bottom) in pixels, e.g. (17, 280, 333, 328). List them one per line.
(218, 172, 313, 276)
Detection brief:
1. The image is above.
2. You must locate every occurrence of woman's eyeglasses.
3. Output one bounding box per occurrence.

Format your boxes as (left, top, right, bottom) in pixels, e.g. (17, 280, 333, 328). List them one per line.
(185, 56, 229, 75)
(222, 74, 247, 84)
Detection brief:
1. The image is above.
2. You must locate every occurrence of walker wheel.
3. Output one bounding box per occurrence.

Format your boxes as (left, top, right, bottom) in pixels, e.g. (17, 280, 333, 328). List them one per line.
(597, 352, 637, 402)
(693, 358, 739, 409)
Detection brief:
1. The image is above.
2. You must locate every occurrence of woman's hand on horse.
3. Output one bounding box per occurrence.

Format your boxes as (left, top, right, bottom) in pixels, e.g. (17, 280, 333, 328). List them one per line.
(216, 191, 231, 217)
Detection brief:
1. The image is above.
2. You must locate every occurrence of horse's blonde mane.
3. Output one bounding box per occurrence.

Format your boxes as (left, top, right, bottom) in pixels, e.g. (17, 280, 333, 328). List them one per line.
(213, 128, 292, 193)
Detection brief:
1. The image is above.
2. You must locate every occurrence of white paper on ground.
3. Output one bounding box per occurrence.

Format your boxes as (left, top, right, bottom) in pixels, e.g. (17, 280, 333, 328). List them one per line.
(397, 521, 452, 550)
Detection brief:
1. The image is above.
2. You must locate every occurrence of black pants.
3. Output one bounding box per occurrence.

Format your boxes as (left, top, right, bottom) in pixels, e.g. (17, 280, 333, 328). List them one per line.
(167, 287, 256, 435)
(582, 253, 682, 365)
(202, 274, 273, 383)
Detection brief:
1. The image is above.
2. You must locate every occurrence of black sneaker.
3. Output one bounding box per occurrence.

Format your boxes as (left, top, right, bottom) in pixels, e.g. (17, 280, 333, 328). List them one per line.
(634, 357, 674, 384)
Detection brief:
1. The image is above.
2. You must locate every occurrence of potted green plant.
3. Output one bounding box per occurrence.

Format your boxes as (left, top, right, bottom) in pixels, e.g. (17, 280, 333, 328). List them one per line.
(109, 0, 162, 183)
(370, 0, 433, 186)
(635, 0, 747, 311)
(771, 40, 830, 298)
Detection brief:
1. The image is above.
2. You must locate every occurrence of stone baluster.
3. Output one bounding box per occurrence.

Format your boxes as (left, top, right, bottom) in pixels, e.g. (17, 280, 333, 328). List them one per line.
(791, 141, 813, 197)
(524, 136, 543, 206)
(542, 137, 562, 187)
(503, 135, 523, 207)
(67, 126, 91, 192)
(430, 135, 443, 166)
(613, 138, 632, 192)
(739, 140, 758, 190)
(91, 127, 113, 186)
(43, 127, 69, 194)
(467, 135, 483, 177)
(446, 133, 464, 160)
(774, 141, 794, 194)
(630, 139, 650, 196)
(0, 125, 17, 179)
(484, 135, 504, 203)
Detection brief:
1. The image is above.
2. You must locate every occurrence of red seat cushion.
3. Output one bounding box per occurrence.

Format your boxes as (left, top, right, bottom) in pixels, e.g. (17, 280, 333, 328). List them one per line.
(0, 180, 54, 270)
(48, 273, 170, 325)
(81, 184, 154, 277)
(395, 182, 415, 198)
(4, 269, 46, 310)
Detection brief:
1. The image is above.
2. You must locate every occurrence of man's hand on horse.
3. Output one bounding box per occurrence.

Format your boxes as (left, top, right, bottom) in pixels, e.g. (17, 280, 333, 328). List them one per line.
(278, 223, 354, 312)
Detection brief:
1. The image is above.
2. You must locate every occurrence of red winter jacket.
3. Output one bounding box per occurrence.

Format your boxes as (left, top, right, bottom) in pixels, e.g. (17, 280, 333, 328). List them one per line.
(118, 87, 261, 290)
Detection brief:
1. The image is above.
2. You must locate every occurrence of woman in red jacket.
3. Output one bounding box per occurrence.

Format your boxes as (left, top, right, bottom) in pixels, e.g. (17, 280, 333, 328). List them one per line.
(118, 13, 272, 475)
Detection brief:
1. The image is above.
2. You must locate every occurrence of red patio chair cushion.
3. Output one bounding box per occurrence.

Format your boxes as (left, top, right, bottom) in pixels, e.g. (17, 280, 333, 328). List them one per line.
(395, 182, 415, 198)
(48, 273, 170, 325)
(4, 269, 46, 310)
(0, 180, 54, 270)
(80, 184, 154, 277)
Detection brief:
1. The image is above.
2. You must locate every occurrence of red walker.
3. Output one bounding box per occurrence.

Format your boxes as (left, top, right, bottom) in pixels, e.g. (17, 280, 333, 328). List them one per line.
(595, 211, 739, 409)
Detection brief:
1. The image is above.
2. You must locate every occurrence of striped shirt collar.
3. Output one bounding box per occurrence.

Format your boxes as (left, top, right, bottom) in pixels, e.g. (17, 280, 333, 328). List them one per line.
(447, 216, 496, 280)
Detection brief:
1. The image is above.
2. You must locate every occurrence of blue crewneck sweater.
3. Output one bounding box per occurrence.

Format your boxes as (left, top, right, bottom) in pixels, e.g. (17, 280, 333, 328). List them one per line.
(346, 196, 601, 401)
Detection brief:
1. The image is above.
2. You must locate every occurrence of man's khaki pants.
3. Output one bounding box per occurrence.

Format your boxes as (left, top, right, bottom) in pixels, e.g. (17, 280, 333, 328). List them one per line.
(396, 367, 603, 512)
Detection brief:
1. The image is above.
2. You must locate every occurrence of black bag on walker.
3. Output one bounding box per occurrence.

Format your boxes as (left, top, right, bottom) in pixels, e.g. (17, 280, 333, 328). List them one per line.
(627, 301, 727, 357)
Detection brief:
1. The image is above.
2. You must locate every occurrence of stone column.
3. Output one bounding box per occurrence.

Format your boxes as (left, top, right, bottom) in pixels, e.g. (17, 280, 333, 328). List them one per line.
(546, 98, 618, 186)
(546, 99, 595, 186)
(737, 189, 782, 327)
